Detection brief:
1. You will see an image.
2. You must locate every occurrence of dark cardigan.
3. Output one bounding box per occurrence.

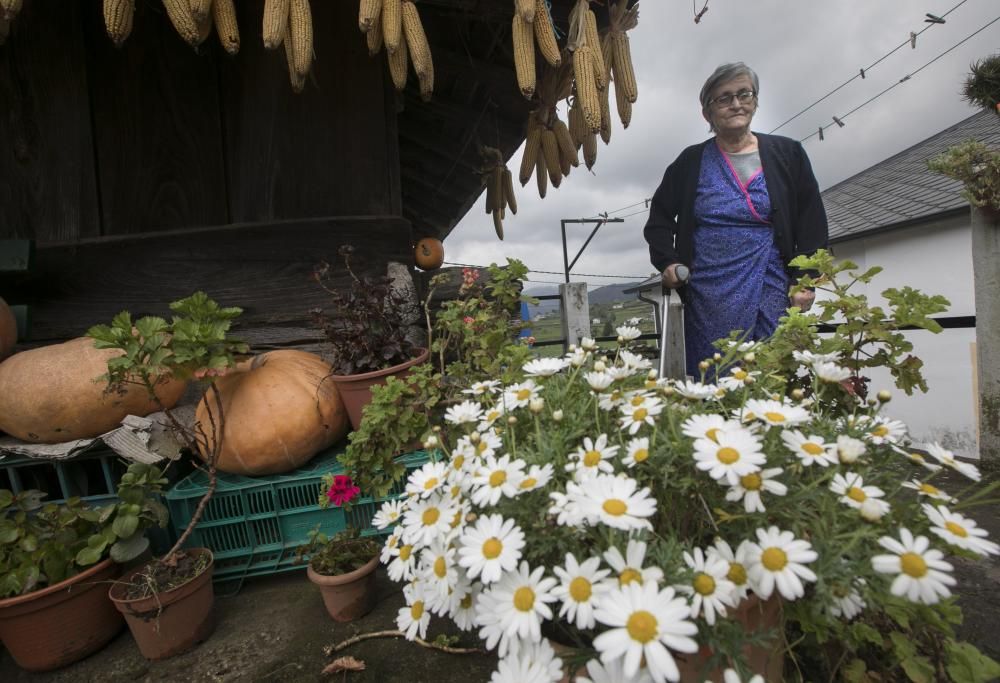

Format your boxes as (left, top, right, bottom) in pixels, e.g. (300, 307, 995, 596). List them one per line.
(643, 133, 829, 283)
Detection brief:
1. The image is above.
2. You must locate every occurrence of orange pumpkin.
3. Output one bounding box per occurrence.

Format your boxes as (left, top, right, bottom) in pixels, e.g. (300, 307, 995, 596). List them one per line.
(194, 350, 349, 476)
(414, 237, 444, 271)
(0, 297, 15, 361)
(0, 337, 187, 443)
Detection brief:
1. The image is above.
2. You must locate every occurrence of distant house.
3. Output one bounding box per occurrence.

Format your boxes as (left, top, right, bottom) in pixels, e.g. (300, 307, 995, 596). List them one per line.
(626, 317, 643, 326)
(820, 110, 999, 458)
(592, 318, 602, 325)
(612, 303, 624, 310)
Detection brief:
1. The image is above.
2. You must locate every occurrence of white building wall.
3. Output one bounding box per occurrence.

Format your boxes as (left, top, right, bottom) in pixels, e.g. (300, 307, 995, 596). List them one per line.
(828, 214, 978, 457)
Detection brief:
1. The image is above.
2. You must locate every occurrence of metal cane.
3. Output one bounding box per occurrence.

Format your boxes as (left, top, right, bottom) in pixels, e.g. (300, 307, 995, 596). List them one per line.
(658, 264, 690, 379)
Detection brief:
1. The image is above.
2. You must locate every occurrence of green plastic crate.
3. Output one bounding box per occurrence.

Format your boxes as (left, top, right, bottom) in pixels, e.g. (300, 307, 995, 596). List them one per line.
(164, 447, 431, 584)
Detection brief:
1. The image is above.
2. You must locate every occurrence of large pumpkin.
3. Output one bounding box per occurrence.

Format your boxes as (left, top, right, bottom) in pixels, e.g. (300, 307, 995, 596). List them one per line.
(0, 297, 15, 361)
(414, 237, 444, 271)
(0, 337, 187, 443)
(194, 350, 349, 476)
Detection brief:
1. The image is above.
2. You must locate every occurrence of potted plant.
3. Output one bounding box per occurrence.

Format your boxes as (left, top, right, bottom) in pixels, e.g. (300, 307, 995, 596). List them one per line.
(299, 510, 381, 622)
(366, 251, 1000, 682)
(87, 292, 248, 661)
(312, 245, 430, 430)
(0, 462, 169, 671)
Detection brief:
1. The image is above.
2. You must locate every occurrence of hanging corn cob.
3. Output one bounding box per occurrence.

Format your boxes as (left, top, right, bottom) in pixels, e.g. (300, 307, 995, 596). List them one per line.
(288, 0, 313, 79)
(103, 0, 134, 47)
(163, 0, 201, 45)
(401, 0, 434, 101)
(213, 0, 240, 55)
(480, 147, 515, 241)
(367, 12, 384, 55)
(262, 0, 288, 49)
(195, 10, 213, 45)
(358, 0, 381, 34)
(387, 32, 409, 90)
(607, 0, 639, 127)
(189, 0, 213, 22)
(533, 0, 561, 67)
(284, 36, 305, 93)
(512, 13, 535, 99)
(515, 0, 534, 23)
(0, 0, 21, 22)
(383, 0, 402, 54)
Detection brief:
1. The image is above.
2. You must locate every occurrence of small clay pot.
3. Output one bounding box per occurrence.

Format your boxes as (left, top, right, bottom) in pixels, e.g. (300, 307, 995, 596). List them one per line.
(307, 554, 379, 622)
(0, 558, 123, 672)
(108, 548, 215, 661)
(327, 348, 430, 430)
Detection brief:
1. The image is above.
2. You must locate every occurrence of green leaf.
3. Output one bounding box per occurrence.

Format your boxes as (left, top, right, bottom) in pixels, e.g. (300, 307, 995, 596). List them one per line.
(112, 514, 139, 539)
(134, 315, 169, 340)
(0, 490, 13, 509)
(75, 546, 105, 566)
(890, 634, 935, 683)
(110, 533, 150, 563)
(18, 533, 38, 552)
(0, 520, 19, 544)
(945, 641, 1000, 683)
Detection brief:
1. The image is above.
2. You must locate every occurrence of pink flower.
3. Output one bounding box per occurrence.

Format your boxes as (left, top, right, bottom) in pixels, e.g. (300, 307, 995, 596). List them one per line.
(463, 316, 475, 326)
(326, 475, 360, 506)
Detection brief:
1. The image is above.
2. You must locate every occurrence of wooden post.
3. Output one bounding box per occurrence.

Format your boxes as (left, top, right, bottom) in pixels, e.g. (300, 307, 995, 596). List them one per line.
(972, 207, 1000, 461)
(559, 282, 590, 351)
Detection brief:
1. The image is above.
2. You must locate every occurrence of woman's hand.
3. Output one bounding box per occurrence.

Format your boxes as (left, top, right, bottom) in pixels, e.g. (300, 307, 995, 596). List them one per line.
(661, 264, 686, 289)
(790, 289, 816, 311)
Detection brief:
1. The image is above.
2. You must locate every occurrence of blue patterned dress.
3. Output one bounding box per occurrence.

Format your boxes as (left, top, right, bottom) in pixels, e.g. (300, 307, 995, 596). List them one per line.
(684, 142, 789, 377)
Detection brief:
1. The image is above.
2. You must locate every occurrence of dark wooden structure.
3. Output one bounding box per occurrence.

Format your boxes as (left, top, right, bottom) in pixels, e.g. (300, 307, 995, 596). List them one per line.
(0, 0, 586, 349)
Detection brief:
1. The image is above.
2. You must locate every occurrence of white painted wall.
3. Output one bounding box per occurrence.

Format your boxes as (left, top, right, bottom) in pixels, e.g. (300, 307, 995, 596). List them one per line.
(827, 214, 978, 457)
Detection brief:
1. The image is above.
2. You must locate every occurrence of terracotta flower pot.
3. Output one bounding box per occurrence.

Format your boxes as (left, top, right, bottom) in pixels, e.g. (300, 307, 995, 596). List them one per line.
(328, 348, 430, 430)
(108, 548, 215, 661)
(0, 557, 123, 672)
(307, 554, 379, 622)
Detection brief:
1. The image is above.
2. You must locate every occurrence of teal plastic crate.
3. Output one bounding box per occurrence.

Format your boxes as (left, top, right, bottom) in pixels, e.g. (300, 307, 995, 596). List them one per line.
(164, 447, 431, 584)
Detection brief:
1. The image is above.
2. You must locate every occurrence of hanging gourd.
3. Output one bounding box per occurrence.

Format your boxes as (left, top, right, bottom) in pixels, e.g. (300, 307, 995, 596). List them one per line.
(414, 237, 444, 271)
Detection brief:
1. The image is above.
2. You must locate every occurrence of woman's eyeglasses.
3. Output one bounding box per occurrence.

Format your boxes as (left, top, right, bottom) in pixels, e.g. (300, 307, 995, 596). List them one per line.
(709, 90, 757, 109)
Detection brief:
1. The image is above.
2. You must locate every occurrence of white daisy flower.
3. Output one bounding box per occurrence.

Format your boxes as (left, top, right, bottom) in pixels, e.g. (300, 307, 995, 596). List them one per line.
(793, 350, 841, 365)
(463, 380, 501, 396)
(598, 387, 628, 411)
(574, 474, 657, 531)
(420, 538, 458, 598)
(477, 561, 557, 655)
(901, 479, 955, 502)
(548, 487, 586, 527)
(871, 528, 955, 604)
(860, 497, 891, 521)
(602, 539, 664, 588)
(673, 380, 718, 400)
(567, 434, 619, 481)
(607, 365, 635, 383)
(725, 468, 787, 513)
(746, 526, 818, 601)
(896, 447, 943, 472)
(829, 579, 866, 620)
(925, 443, 981, 481)
(503, 380, 539, 410)
(836, 435, 867, 464)
(397, 582, 431, 640)
(864, 417, 907, 445)
(552, 553, 612, 629)
(781, 430, 838, 467)
(405, 461, 450, 499)
(693, 428, 766, 486)
(517, 463, 554, 493)
(372, 499, 405, 530)
(707, 538, 753, 603)
(829, 473, 886, 510)
(592, 581, 698, 683)
(581, 337, 598, 351)
(619, 350, 652, 371)
(457, 513, 525, 584)
(586, 371, 615, 393)
(681, 414, 731, 443)
(743, 399, 810, 427)
(812, 361, 852, 383)
(718, 669, 765, 683)
(577, 657, 656, 683)
(387, 539, 419, 582)
(490, 639, 563, 683)
(448, 579, 481, 631)
(462, 429, 504, 460)
(402, 494, 458, 547)
(718, 367, 760, 391)
(381, 526, 404, 564)
(523, 357, 568, 377)
(471, 455, 526, 507)
(565, 347, 590, 367)
(623, 437, 651, 468)
(677, 547, 735, 625)
(619, 398, 663, 435)
(445, 400, 485, 426)
(616, 325, 642, 341)
(923, 504, 999, 556)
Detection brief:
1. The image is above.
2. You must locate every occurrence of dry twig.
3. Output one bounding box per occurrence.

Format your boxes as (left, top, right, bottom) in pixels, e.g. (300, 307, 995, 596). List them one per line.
(324, 630, 484, 657)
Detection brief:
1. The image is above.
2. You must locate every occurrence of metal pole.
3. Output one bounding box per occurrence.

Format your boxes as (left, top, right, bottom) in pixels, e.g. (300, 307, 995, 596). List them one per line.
(561, 220, 570, 283)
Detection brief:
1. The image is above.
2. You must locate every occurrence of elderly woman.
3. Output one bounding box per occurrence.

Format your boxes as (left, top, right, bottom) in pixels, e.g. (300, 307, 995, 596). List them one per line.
(643, 62, 828, 378)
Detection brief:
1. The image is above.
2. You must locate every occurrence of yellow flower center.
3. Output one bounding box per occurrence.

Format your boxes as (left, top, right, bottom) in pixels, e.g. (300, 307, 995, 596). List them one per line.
(434, 557, 447, 578)
(411, 601, 424, 620)
(452, 455, 465, 470)
(626, 611, 658, 644)
(740, 473, 762, 490)
(520, 478, 537, 489)
(399, 545, 412, 561)
(847, 487, 867, 503)
(919, 483, 941, 496)
(733, 369, 748, 380)
(633, 448, 649, 463)
(602, 499, 628, 516)
(489, 470, 507, 487)
(705, 428, 720, 443)
(422, 508, 440, 526)
(802, 442, 824, 456)
(423, 477, 438, 490)
(727, 562, 747, 585)
(460, 594, 473, 609)
(517, 389, 531, 401)
(693, 573, 716, 596)
(764, 412, 786, 423)
(513, 587, 535, 612)
(482, 538, 503, 559)
(761, 547, 788, 571)
(451, 510, 462, 527)
(476, 442, 488, 454)
(872, 425, 889, 438)
(619, 568, 642, 586)
(717, 447, 740, 464)
(945, 521, 968, 538)
(631, 396, 645, 406)
(633, 408, 649, 422)
(611, 390, 623, 401)
(900, 552, 928, 578)
(584, 450, 603, 467)
(569, 577, 592, 602)
(450, 485, 461, 499)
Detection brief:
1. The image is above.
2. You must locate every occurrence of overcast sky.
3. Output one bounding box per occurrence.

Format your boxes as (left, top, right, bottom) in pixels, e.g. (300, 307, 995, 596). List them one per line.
(444, 0, 999, 290)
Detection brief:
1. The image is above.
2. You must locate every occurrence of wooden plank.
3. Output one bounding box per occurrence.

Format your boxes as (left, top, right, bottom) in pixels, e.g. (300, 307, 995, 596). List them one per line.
(0, 0, 99, 243)
(17, 217, 413, 343)
(220, 0, 395, 222)
(82, 0, 228, 236)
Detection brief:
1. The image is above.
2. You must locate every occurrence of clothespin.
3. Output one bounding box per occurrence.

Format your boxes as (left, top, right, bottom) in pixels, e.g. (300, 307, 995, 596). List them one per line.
(818, 127, 825, 141)
(910, 31, 917, 48)
(924, 13, 945, 24)
(859, 68, 866, 79)
(832, 116, 845, 128)
(900, 74, 911, 83)
(644, 198, 651, 208)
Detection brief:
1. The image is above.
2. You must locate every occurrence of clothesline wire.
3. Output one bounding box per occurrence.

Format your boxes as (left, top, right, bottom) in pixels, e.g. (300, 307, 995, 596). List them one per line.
(443, 261, 651, 280)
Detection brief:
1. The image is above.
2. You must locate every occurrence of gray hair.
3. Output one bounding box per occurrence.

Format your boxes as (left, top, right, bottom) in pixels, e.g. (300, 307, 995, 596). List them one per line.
(699, 62, 760, 112)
